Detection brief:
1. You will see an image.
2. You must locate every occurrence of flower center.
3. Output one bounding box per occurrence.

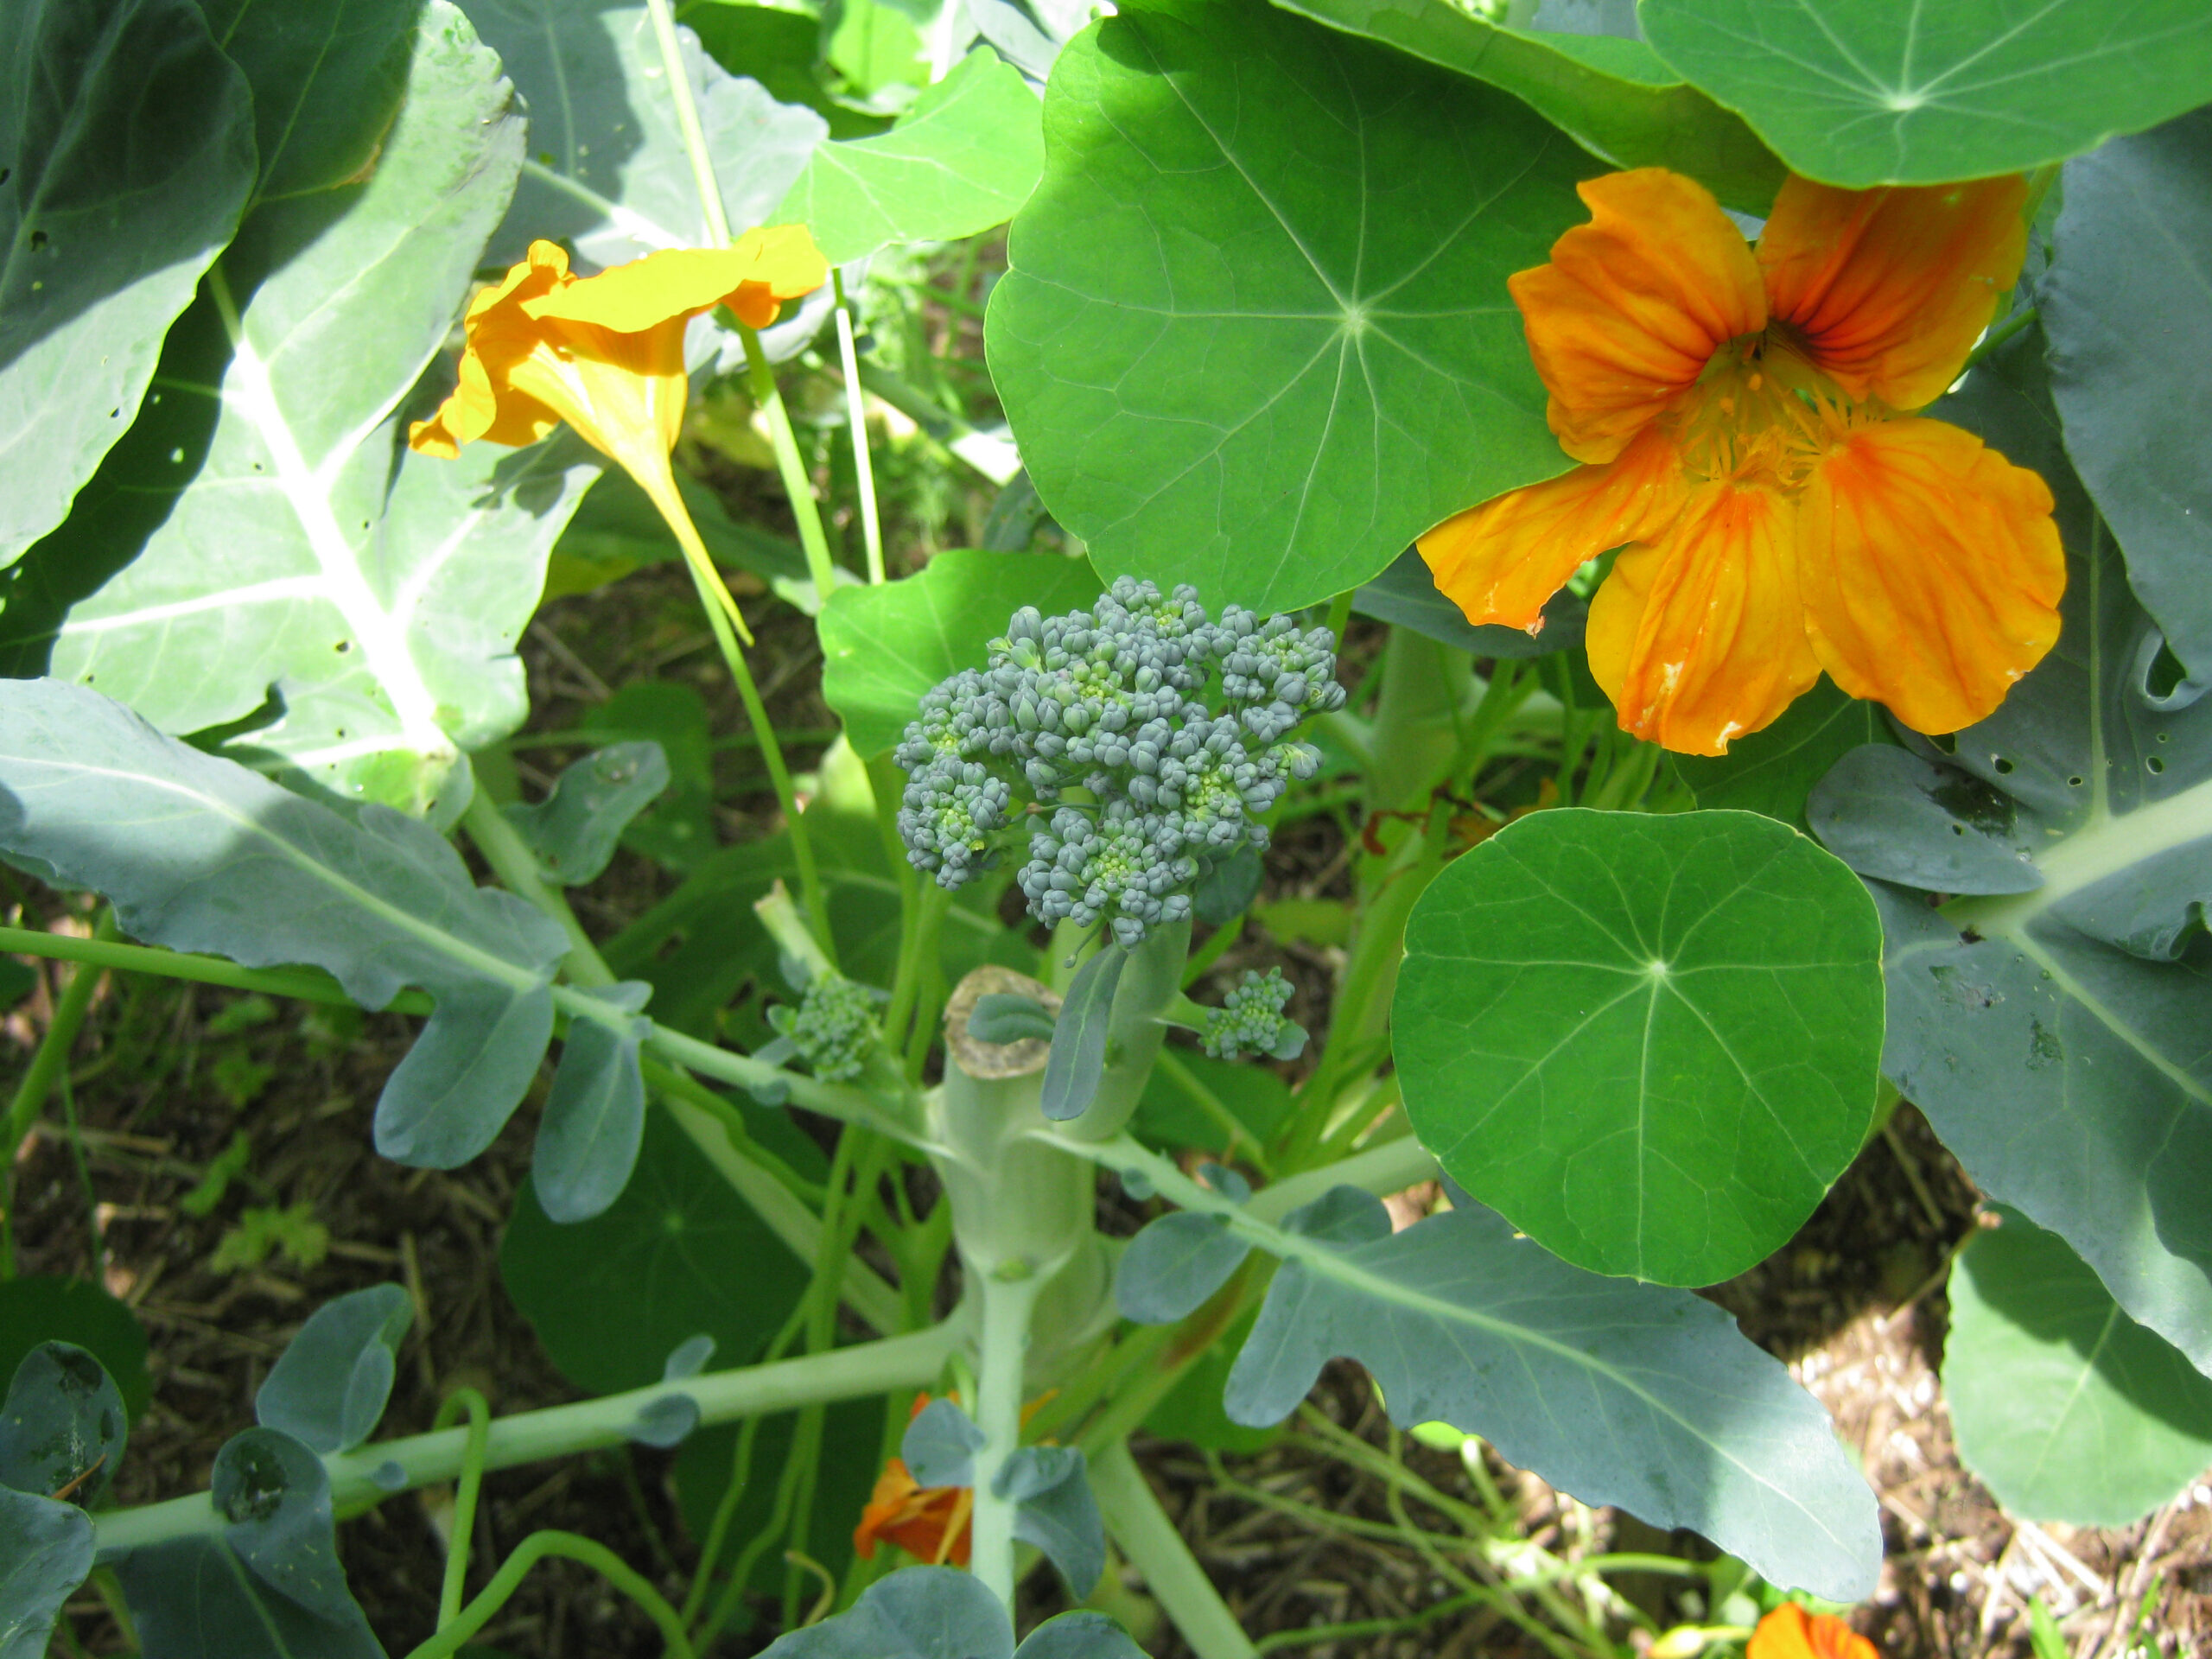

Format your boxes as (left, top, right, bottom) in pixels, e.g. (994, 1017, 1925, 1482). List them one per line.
(1662, 330, 1873, 494)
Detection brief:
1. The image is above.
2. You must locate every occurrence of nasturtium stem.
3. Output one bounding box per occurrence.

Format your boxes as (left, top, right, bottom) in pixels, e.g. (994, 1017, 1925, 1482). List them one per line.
(0, 925, 431, 1014)
(1090, 1441, 1258, 1659)
(737, 320, 844, 604)
(2, 908, 117, 1280)
(834, 269, 887, 585)
(430, 1389, 492, 1629)
(645, 0, 734, 248)
(404, 1529, 696, 1659)
(461, 792, 612, 986)
(854, 359, 1021, 486)
(665, 520, 835, 960)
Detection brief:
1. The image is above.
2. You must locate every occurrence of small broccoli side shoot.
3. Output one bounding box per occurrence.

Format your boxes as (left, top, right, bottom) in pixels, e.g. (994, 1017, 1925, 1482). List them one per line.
(768, 973, 879, 1083)
(1199, 968, 1307, 1061)
(893, 577, 1346, 946)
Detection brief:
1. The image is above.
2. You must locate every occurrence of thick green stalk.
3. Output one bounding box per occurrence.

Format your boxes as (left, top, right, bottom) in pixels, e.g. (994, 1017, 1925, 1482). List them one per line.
(2, 911, 116, 1278)
(968, 1268, 1045, 1606)
(92, 1324, 963, 1558)
(1090, 1441, 1257, 1659)
(1365, 628, 1473, 812)
(1067, 919, 1191, 1143)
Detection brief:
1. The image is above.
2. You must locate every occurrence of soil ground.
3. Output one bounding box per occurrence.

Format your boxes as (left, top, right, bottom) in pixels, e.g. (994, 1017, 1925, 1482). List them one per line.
(9, 572, 2209, 1659)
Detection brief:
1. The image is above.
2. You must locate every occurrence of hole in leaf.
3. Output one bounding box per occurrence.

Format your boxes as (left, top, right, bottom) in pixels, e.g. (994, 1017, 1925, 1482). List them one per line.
(2067, 775, 2083, 787)
(1991, 755, 2014, 775)
(2146, 639, 2189, 700)
(2147, 755, 2166, 774)
(29, 228, 47, 250)
(0, 168, 10, 185)
(1929, 732, 1957, 753)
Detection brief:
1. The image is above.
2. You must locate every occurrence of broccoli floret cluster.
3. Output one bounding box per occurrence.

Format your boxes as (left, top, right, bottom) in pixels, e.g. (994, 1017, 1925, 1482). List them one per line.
(893, 578, 1344, 946)
(1200, 969, 1306, 1062)
(766, 974, 877, 1083)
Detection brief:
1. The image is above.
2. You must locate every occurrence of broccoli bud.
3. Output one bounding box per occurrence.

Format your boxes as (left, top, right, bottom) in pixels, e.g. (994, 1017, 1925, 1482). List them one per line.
(1199, 969, 1307, 1061)
(768, 974, 879, 1083)
(893, 576, 1342, 942)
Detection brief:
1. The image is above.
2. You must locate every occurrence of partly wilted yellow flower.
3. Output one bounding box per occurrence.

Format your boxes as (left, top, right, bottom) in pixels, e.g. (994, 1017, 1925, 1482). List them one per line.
(409, 228, 827, 480)
(1420, 168, 2063, 755)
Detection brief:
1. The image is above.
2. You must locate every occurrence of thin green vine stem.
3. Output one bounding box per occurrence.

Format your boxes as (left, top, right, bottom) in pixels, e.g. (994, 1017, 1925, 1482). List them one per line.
(0, 924, 429, 1014)
(2, 909, 117, 1279)
(1251, 1595, 1482, 1654)
(736, 321, 844, 601)
(681, 1295, 810, 1630)
(462, 792, 611, 985)
(430, 1389, 493, 1629)
(673, 549, 836, 962)
(644, 0, 733, 247)
(834, 269, 887, 585)
(882, 881, 950, 1069)
(779, 1127, 884, 1625)
(404, 1529, 696, 1659)
(639, 0, 839, 948)
(1090, 1440, 1257, 1659)
(1966, 303, 2038, 372)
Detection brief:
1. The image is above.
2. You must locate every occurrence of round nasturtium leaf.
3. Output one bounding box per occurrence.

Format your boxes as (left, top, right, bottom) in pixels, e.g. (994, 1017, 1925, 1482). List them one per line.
(1393, 809, 1884, 1286)
(1640, 0, 2212, 188)
(985, 0, 1598, 615)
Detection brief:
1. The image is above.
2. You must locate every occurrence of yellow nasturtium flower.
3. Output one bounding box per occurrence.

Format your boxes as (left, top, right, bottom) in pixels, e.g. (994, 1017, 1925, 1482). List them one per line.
(1419, 168, 2064, 756)
(410, 228, 828, 632)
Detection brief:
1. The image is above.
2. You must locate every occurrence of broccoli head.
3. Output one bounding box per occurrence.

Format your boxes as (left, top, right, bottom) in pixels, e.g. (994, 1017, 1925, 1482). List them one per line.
(893, 577, 1344, 943)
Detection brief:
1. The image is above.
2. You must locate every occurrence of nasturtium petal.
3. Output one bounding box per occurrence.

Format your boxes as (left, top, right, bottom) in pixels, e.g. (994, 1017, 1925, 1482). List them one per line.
(1394, 808, 1884, 1286)
(986, 0, 1599, 614)
(1640, 0, 2212, 188)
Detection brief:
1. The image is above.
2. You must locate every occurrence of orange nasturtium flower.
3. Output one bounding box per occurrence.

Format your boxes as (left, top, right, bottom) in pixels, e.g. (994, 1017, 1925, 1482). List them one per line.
(854, 1393, 976, 1567)
(854, 1452, 976, 1567)
(1419, 168, 2065, 755)
(1747, 1603, 1880, 1659)
(409, 228, 828, 635)
(853, 1389, 1063, 1568)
